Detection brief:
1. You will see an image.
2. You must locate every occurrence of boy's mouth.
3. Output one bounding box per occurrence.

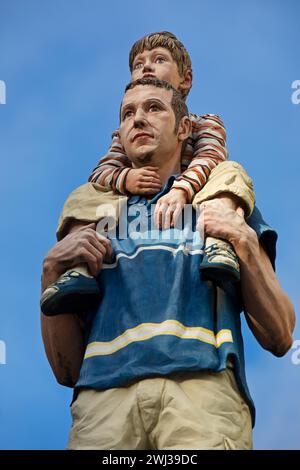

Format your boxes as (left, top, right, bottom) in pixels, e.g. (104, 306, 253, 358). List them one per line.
(142, 73, 156, 79)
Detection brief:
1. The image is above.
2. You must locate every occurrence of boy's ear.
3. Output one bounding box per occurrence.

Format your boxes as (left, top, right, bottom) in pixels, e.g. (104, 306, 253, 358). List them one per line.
(178, 116, 191, 142)
(179, 69, 192, 96)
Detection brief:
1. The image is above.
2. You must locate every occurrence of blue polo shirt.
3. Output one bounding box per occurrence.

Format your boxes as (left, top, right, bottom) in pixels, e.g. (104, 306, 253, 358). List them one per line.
(75, 176, 277, 427)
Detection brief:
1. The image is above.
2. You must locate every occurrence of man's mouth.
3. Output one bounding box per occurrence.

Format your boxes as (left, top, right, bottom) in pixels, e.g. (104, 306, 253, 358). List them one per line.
(132, 132, 152, 142)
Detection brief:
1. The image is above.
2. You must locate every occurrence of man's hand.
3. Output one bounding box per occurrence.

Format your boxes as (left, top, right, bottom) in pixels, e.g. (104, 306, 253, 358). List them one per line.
(43, 223, 113, 286)
(196, 199, 251, 253)
(125, 166, 162, 195)
(40, 223, 112, 387)
(154, 188, 188, 229)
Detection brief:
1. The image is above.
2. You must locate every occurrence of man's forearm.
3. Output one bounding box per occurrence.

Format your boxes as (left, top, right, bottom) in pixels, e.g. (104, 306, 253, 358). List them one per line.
(197, 198, 295, 356)
(41, 260, 85, 387)
(40, 223, 110, 386)
(233, 227, 295, 356)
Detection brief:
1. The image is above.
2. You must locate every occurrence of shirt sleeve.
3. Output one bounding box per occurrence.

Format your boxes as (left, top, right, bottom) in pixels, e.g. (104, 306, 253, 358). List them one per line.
(246, 205, 278, 270)
(88, 130, 132, 194)
(172, 114, 228, 203)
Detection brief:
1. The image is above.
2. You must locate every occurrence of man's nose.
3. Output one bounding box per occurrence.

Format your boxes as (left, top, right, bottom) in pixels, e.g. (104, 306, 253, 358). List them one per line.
(133, 108, 147, 128)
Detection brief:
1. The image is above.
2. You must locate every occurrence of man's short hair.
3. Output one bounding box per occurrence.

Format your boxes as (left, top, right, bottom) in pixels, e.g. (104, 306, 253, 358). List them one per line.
(124, 78, 189, 132)
(129, 31, 192, 98)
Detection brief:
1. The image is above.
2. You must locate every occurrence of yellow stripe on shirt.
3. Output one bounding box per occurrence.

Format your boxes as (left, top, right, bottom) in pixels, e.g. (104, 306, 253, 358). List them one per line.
(84, 320, 233, 359)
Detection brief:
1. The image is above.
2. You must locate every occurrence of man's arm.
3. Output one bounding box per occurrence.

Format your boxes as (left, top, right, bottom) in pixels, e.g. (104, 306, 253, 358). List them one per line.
(41, 263, 85, 387)
(41, 223, 112, 386)
(233, 226, 294, 356)
(197, 200, 295, 357)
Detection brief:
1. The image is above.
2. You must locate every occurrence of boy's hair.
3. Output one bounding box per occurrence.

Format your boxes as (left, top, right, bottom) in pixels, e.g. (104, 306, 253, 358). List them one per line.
(129, 31, 192, 98)
(124, 78, 189, 132)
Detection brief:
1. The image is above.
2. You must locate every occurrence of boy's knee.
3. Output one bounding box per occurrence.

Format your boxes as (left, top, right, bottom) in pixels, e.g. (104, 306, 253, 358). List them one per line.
(192, 161, 255, 217)
(212, 160, 249, 177)
(209, 161, 254, 191)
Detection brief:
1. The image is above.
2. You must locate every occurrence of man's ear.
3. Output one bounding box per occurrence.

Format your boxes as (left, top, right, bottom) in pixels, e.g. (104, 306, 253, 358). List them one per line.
(179, 69, 192, 96)
(178, 116, 192, 142)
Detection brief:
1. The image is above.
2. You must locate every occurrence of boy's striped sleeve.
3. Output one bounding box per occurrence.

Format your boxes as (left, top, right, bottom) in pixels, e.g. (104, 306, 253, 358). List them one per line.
(89, 114, 228, 200)
(172, 114, 228, 202)
(88, 131, 132, 194)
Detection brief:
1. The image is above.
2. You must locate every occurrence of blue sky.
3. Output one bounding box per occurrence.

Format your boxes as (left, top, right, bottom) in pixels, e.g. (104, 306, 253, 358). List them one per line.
(0, 0, 299, 449)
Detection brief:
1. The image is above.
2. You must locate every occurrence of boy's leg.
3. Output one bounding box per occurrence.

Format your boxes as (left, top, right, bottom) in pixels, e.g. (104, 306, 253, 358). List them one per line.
(192, 161, 255, 283)
(41, 183, 126, 316)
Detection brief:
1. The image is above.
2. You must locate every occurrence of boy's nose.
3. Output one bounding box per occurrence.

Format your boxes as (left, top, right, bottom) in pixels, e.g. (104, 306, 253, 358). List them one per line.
(143, 60, 154, 73)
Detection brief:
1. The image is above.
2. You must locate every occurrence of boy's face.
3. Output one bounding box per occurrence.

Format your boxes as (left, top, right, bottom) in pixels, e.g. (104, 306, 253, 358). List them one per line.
(131, 47, 183, 91)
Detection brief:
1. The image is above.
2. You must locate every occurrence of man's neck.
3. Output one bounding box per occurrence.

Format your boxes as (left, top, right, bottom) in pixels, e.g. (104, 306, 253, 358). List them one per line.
(133, 147, 181, 187)
(156, 157, 181, 186)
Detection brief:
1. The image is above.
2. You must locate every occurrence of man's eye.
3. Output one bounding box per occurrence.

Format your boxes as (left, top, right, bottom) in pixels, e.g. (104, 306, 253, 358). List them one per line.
(123, 110, 134, 119)
(133, 62, 143, 70)
(149, 104, 160, 112)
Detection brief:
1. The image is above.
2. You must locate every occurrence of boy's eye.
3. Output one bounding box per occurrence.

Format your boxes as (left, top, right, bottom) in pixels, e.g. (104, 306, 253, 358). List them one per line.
(133, 62, 143, 70)
(155, 56, 166, 64)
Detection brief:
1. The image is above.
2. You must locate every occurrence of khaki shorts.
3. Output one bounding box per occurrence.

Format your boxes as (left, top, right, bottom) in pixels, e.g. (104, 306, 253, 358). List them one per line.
(68, 367, 253, 450)
(57, 161, 255, 240)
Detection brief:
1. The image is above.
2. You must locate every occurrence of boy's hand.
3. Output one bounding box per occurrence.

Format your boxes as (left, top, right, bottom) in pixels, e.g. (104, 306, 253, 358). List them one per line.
(125, 167, 162, 195)
(154, 188, 188, 229)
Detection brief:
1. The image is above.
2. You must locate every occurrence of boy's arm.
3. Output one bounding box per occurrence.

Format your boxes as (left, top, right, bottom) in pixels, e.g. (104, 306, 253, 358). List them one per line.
(88, 130, 162, 195)
(172, 114, 228, 202)
(89, 130, 132, 194)
(154, 114, 228, 228)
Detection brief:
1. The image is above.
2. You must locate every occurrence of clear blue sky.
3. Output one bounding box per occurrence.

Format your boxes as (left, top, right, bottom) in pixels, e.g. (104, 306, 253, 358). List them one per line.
(0, 0, 299, 449)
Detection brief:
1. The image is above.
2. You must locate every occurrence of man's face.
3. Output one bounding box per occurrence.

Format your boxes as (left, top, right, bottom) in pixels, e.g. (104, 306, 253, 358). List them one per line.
(119, 85, 179, 166)
(131, 47, 183, 90)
